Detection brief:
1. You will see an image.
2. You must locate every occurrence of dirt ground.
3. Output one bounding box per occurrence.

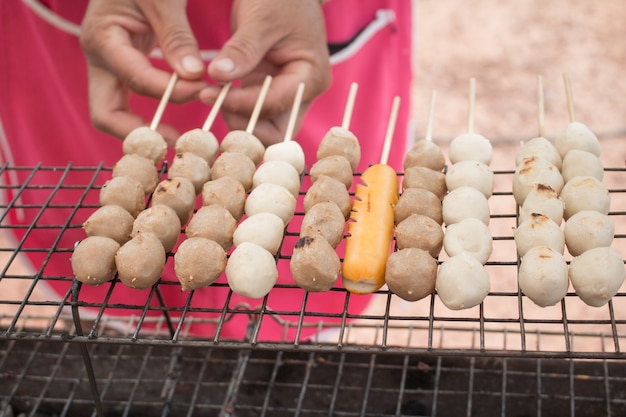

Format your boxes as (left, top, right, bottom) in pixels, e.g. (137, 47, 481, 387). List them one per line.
(410, 0, 626, 146)
(2, 0, 626, 352)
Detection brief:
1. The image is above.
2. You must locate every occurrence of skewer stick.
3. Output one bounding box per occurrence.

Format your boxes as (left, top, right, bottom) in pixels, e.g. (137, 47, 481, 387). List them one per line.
(537, 75, 545, 138)
(467, 78, 476, 135)
(283, 82, 305, 142)
(380, 96, 400, 165)
(425, 90, 437, 142)
(563, 73, 576, 123)
(150, 73, 178, 131)
(201, 82, 232, 132)
(246, 75, 273, 134)
(341, 82, 359, 130)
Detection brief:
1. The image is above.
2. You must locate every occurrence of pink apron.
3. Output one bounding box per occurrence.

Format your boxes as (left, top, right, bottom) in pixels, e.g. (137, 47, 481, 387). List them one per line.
(0, 0, 412, 340)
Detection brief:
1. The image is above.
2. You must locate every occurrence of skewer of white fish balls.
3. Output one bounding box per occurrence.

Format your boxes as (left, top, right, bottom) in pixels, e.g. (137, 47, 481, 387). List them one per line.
(438, 81, 493, 310)
(228, 82, 306, 299)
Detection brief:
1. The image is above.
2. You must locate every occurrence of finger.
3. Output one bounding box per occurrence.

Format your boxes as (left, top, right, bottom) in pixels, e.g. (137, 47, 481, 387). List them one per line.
(138, 0, 206, 80)
(87, 65, 180, 144)
(200, 62, 321, 121)
(86, 26, 207, 102)
(207, 18, 282, 82)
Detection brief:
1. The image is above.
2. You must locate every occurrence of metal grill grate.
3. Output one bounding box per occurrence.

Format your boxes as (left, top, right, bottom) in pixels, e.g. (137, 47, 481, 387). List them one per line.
(0, 163, 625, 357)
(0, 162, 625, 417)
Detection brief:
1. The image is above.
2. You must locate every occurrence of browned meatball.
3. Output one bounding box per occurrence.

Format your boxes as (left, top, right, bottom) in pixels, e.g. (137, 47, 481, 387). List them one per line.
(290, 235, 341, 292)
(394, 187, 442, 225)
(210, 152, 256, 192)
(201, 176, 246, 221)
(385, 247, 437, 302)
(303, 175, 352, 219)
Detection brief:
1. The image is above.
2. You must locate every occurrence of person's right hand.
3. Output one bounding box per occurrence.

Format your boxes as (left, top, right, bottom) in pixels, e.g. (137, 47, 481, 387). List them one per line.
(199, 0, 332, 146)
(79, 0, 209, 146)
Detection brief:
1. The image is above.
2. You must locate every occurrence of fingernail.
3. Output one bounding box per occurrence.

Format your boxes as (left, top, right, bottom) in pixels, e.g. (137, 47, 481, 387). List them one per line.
(211, 58, 235, 73)
(182, 55, 203, 73)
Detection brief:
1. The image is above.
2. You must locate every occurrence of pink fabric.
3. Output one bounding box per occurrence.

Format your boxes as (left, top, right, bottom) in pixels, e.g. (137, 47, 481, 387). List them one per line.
(0, 0, 412, 340)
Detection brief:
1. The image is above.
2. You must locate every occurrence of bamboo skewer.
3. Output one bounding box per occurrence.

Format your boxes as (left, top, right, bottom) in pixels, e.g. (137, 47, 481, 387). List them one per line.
(246, 75, 273, 134)
(563, 73, 576, 123)
(284, 83, 305, 142)
(380, 96, 400, 165)
(425, 90, 437, 142)
(467, 78, 476, 135)
(150, 73, 178, 131)
(537, 75, 545, 138)
(201, 82, 232, 132)
(341, 82, 359, 130)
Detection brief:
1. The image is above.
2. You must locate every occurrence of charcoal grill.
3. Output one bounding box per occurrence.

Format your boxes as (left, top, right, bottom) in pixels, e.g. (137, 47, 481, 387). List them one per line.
(1, 162, 625, 416)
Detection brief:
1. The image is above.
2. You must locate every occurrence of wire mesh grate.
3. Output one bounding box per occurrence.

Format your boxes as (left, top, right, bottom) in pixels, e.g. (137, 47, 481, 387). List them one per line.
(0, 163, 625, 357)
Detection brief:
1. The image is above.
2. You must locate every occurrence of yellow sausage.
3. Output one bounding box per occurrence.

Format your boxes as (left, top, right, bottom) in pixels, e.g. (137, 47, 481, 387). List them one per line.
(342, 164, 399, 294)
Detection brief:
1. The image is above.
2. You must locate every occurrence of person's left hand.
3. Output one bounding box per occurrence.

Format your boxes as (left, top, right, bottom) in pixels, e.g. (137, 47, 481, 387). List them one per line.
(199, 0, 332, 145)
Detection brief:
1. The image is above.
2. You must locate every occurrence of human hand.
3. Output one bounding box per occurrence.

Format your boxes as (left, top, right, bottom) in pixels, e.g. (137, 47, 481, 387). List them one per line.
(199, 0, 332, 146)
(79, 0, 209, 146)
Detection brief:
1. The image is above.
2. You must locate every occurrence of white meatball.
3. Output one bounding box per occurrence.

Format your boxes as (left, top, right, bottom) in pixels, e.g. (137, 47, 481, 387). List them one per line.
(226, 242, 278, 299)
(564, 210, 615, 257)
(555, 121, 601, 159)
(448, 133, 493, 166)
(233, 212, 286, 255)
(442, 186, 490, 226)
(569, 247, 625, 307)
(245, 182, 297, 226)
(518, 183, 564, 226)
(252, 160, 301, 198)
(512, 156, 563, 206)
(561, 149, 604, 183)
(514, 213, 564, 257)
(436, 252, 490, 310)
(263, 141, 306, 174)
(560, 176, 610, 220)
(445, 160, 494, 198)
(175, 128, 219, 165)
(515, 136, 562, 170)
(443, 218, 493, 264)
(518, 246, 569, 307)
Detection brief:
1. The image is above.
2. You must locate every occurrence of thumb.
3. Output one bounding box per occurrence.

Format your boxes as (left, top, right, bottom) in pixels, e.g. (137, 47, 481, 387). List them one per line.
(144, 2, 205, 79)
(208, 24, 275, 82)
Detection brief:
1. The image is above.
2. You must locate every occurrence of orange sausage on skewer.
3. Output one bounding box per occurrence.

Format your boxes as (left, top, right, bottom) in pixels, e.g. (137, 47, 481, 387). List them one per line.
(342, 96, 401, 294)
(342, 163, 399, 294)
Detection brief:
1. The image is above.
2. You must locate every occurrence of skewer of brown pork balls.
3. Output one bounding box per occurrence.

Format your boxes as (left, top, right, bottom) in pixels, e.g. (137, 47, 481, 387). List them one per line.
(72, 73, 179, 287)
(226, 81, 305, 299)
(515, 75, 568, 308)
(556, 74, 624, 307)
(385, 91, 442, 302)
(291, 82, 361, 292)
(114, 74, 193, 290)
(437, 80, 491, 310)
